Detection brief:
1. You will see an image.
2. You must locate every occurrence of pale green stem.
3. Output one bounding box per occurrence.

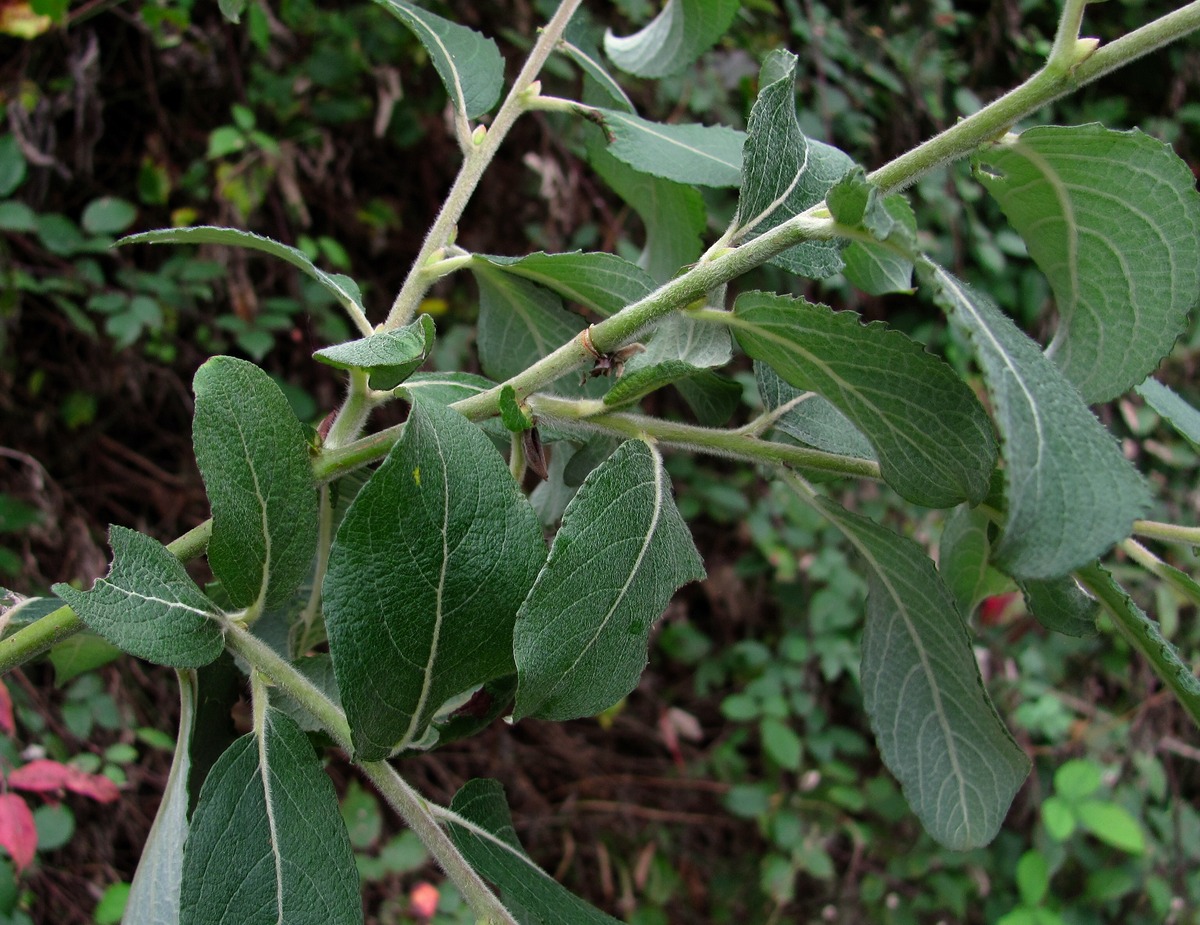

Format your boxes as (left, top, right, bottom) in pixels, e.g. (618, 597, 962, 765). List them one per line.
(424, 253, 475, 281)
(324, 369, 375, 450)
(1133, 519, 1200, 547)
(296, 484, 333, 652)
(1122, 538, 1200, 608)
(1046, 0, 1092, 73)
(509, 431, 526, 482)
(731, 391, 818, 438)
(384, 0, 585, 330)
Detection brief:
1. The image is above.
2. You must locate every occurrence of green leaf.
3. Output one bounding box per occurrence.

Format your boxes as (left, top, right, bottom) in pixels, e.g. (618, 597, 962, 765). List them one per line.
(52, 527, 223, 668)
(0, 134, 27, 197)
(217, 0, 244, 22)
(513, 441, 704, 721)
(559, 33, 634, 112)
(314, 314, 435, 390)
(975, 125, 1200, 403)
(760, 717, 802, 771)
(755, 362, 874, 460)
(1041, 796, 1075, 841)
(1018, 575, 1098, 637)
(323, 397, 545, 759)
(192, 357, 319, 611)
(1053, 758, 1101, 800)
(373, 0, 503, 120)
(448, 779, 622, 924)
(403, 371, 496, 406)
(124, 671, 198, 925)
(812, 492, 1030, 849)
(925, 265, 1150, 577)
(119, 226, 367, 327)
(473, 251, 656, 318)
(604, 0, 739, 78)
(585, 107, 743, 188)
(1076, 800, 1145, 855)
(1136, 377, 1200, 448)
(472, 265, 585, 383)
(843, 196, 918, 296)
(633, 312, 731, 369)
(675, 371, 742, 426)
(81, 197, 138, 235)
(1015, 850, 1050, 907)
(179, 707, 362, 925)
(731, 292, 996, 508)
(938, 506, 1011, 616)
(603, 360, 701, 408)
(736, 50, 853, 280)
(47, 632, 123, 685)
(499, 385, 533, 433)
(0, 201, 36, 233)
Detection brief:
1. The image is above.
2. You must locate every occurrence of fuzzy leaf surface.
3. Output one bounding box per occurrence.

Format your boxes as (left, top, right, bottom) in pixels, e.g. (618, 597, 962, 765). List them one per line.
(179, 708, 361, 925)
(323, 397, 545, 758)
(603, 0, 739, 78)
(927, 265, 1149, 578)
(814, 494, 1030, 849)
(843, 196, 918, 295)
(1136, 377, 1200, 447)
(53, 527, 223, 668)
(587, 107, 743, 188)
(755, 362, 874, 460)
(473, 252, 655, 318)
(631, 312, 732, 370)
(975, 125, 1200, 403)
(514, 441, 704, 721)
(731, 292, 996, 507)
(603, 360, 700, 408)
(403, 371, 495, 406)
(374, 0, 502, 119)
(314, 315, 434, 390)
(193, 356, 318, 610)
(448, 779, 622, 924)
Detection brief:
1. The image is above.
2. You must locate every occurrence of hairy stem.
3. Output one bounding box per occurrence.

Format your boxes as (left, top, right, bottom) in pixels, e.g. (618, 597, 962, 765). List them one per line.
(1133, 519, 1200, 547)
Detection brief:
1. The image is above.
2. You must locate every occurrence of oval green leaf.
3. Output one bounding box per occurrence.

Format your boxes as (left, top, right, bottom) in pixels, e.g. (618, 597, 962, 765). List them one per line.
(604, 0, 739, 78)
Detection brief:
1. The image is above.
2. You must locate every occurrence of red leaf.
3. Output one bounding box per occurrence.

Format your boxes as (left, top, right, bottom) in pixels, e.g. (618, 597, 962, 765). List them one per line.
(0, 794, 37, 872)
(9, 760, 120, 803)
(0, 680, 13, 737)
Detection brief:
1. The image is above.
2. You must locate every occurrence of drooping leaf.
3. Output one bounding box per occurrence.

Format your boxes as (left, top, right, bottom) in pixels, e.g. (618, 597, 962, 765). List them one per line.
(810, 490, 1030, 849)
(124, 670, 197, 925)
(373, 0, 503, 120)
(314, 315, 435, 391)
(513, 440, 704, 721)
(119, 226, 366, 325)
(604, 0, 739, 78)
(755, 362, 874, 460)
(9, 760, 120, 803)
(179, 707, 362, 925)
(53, 527, 224, 668)
(0, 794, 36, 872)
(1136, 377, 1200, 447)
(473, 252, 656, 318)
(843, 195, 918, 295)
(1017, 575, 1098, 637)
(730, 292, 996, 508)
(938, 506, 1010, 616)
(974, 125, 1200, 403)
(735, 50, 854, 280)
(926, 264, 1150, 578)
(47, 633, 124, 685)
(584, 107, 743, 188)
(448, 779, 622, 924)
(323, 397, 545, 759)
(192, 356, 319, 610)
(559, 33, 635, 112)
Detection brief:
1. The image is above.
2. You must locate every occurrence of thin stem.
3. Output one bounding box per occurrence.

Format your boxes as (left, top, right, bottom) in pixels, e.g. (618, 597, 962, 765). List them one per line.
(1047, 0, 1091, 73)
(732, 392, 817, 438)
(324, 369, 375, 450)
(1122, 538, 1200, 608)
(509, 431, 526, 482)
(1133, 519, 1200, 547)
(296, 485, 333, 652)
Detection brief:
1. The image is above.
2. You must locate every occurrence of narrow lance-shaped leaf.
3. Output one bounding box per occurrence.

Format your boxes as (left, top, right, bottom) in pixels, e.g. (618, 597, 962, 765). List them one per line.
(323, 396, 546, 759)
(805, 486, 1030, 849)
(975, 125, 1200, 403)
(193, 356, 319, 610)
(373, 0, 503, 120)
(179, 707, 362, 925)
(314, 314, 434, 390)
(53, 527, 224, 668)
(559, 30, 635, 112)
(1136, 377, 1200, 448)
(514, 440, 705, 722)
(604, 0, 739, 78)
(473, 252, 656, 318)
(730, 291, 996, 508)
(448, 779, 622, 924)
(925, 263, 1150, 578)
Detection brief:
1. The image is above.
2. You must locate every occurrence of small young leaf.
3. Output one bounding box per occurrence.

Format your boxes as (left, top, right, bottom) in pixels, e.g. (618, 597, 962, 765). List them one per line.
(513, 440, 704, 722)
(975, 125, 1200, 403)
(1015, 851, 1050, 907)
(1136, 377, 1200, 447)
(604, 0, 739, 78)
(499, 385, 534, 433)
(584, 107, 743, 188)
(755, 362, 874, 460)
(53, 527, 223, 668)
(193, 357, 319, 611)
(179, 708, 362, 925)
(731, 292, 997, 507)
(373, 0, 503, 120)
(630, 312, 732, 370)
(448, 779, 622, 924)
(1018, 575, 1098, 637)
(926, 265, 1150, 577)
(314, 315, 435, 391)
(323, 397, 545, 759)
(473, 252, 656, 318)
(812, 493, 1030, 849)
(843, 196, 918, 296)
(939, 506, 1010, 616)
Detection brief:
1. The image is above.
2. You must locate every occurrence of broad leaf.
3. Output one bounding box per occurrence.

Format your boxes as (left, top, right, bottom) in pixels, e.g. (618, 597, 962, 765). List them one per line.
(938, 506, 1009, 616)
(179, 708, 361, 925)
(120, 226, 366, 323)
(193, 356, 319, 610)
(1018, 576, 1098, 637)
(604, 0, 739, 78)
(736, 49, 853, 280)
(755, 362, 874, 460)
(125, 670, 198, 925)
(314, 314, 434, 390)
(374, 0, 503, 120)
(1136, 377, 1200, 447)
(926, 265, 1149, 578)
(448, 779, 622, 924)
(53, 527, 223, 668)
(473, 251, 656, 318)
(812, 492, 1030, 849)
(513, 440, 704, 721)
(731, 292, 996, 507)
(324, 397, 545, 759)
(585, 107, 743, 188)
(975, 125, 1200, 403)
(843, 195, 918, 295)
(404, 371, 495, 406)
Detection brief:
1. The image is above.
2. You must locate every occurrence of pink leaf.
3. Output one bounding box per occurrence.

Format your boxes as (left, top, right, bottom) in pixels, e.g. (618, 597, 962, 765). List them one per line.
(0, 680, 13, 737)
(0, 794, 37, 872)
(9, 760, 120, 803)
